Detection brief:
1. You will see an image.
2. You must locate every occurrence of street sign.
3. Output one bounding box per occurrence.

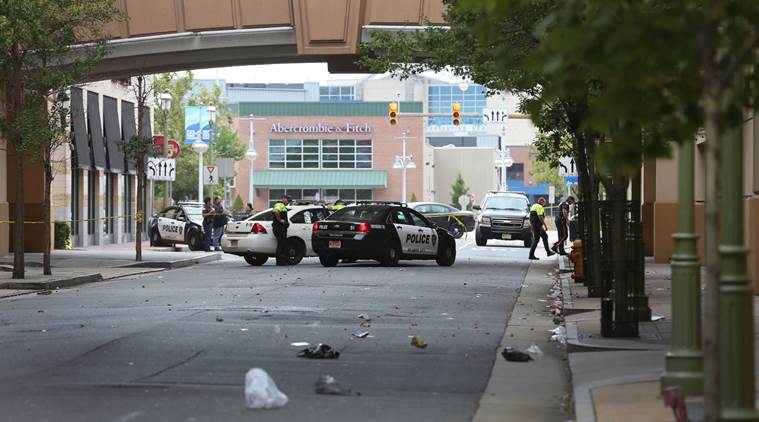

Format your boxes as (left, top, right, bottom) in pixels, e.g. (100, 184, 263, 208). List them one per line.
(549, 185, 555, 204)
(204, 165, 219, 185)
(482, 108, 509, 124)
(184, 105, 211, 144)
(558, 156, 578, 177)
(216, 157, 236, 178)
(146, 158, 176, 181)
(565, 176, 579, 183)
(153, 136, 182, 158)
(458, 194, 469, 210)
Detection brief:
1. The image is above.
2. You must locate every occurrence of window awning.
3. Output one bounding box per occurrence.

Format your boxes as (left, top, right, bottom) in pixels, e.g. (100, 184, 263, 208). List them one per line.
(252, 170, 387, 189)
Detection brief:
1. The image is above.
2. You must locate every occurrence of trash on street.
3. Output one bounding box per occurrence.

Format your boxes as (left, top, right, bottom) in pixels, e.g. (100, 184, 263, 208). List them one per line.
(526, 344, 543, 355)
(352, 330, 370, 338)
(314, 374, 352, 396)
(244, 368, 288, 409)
(410, 335, 428, 349)
(297, 343, 341, 359)
(215, 315, 224, 322)
(501, 347, 532, 362)
(290, 341, 310, 347)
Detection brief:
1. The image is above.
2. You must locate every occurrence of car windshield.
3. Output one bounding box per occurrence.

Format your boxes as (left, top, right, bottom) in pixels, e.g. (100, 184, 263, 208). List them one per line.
(482, 196, 528, 212)
(329, 206, 387, 223)
(184, 206, 204, 224)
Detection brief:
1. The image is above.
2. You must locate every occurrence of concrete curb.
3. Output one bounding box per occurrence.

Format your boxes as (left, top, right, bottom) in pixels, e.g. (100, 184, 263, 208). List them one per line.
(118, 252, 222, 269)
(0, 273, 103, 290)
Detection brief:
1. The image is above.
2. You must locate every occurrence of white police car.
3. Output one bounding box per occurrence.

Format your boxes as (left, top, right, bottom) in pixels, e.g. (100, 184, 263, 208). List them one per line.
(221, 204, 331, 265)
(311, 202, 457, 267)
(148, 202, 206, 250)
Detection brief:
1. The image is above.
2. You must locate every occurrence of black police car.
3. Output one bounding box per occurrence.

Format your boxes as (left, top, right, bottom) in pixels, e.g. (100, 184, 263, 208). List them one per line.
(148, 202, 206, 250)
(311, 202, 457, 267)
(473, 191, 532, 247)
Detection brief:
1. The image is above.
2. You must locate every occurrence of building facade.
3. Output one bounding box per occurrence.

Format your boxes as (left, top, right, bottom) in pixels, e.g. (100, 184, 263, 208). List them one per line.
(233, 102, 424, 210)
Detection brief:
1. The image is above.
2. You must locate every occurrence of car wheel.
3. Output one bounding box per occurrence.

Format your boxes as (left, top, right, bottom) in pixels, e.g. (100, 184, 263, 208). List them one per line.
(287, 238, 305, 265)
(244, 254, 268, 266)
(381, 241, 401, 267)
(187, 230, 203, 251)
(149, 228, 161, 247)
(319, 256, 339, 267)
(449, 222, 464, 239)
(475, 229, 487, 246)
(436, 240, 456, 266)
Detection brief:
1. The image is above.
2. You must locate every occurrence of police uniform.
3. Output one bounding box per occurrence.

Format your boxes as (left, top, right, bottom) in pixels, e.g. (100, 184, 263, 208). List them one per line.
(272, 202, 290, 265)
(529, 203, 553, 259)
(553, 200, 570, 254)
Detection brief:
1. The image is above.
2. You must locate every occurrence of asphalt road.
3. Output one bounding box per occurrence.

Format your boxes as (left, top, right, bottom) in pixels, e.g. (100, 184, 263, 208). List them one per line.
(0, 238, 537, 422)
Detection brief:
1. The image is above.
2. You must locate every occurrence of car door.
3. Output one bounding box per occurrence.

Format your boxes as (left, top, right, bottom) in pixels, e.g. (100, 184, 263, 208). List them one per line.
(390, 209, 416, 254)
(174, 208, 190, 243)
(408, 209, 438, 255)
(157, 208, 180, 241)
(299, 208, 330, 255)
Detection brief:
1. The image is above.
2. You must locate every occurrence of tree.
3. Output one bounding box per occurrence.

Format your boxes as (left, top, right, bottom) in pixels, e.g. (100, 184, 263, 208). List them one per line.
(529, 158, 565, 203)
(120, 76, 157, 262)
(410, 193, 418, 202)
(232, 194, 244, 213)
(0, 0, 122, 278)
(449, 174, 469, 209)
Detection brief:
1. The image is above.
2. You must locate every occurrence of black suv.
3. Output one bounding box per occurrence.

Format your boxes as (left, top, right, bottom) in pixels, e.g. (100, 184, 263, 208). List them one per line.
(473, 192, 532, 247)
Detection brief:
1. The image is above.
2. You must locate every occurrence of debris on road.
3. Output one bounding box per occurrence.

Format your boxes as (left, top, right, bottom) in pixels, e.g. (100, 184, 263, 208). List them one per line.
(549, 326, 567, 344)
(357, 313, 371, 320)
(651, 315, 666, 321)
(37, 290, 52, 296)
(410, 335, 428, 349)
(245, 368, 288, 409)
(501, 347, 533, 362)
(360, 321, 371, 328)
(290, 342, 310, 347)
(352, 330, 370, 338)
(297, 343, 341, 359)
(215, 315, 224, 322)
(526, 344, 543, 355)
(314, 374, 352, 396)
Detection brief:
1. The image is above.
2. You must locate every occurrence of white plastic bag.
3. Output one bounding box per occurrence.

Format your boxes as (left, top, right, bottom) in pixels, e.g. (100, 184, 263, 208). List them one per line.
(245, 368, 288, 409)
(526, 344, 543, 355)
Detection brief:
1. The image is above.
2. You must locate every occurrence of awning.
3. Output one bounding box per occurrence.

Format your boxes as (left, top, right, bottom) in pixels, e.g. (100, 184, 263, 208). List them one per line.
(103, 96, 125, 173)
(87, 91, 107, 170)
(70, 88, 92, 170)
(121, 100, 137, 174)
(252, 170, 387, 189)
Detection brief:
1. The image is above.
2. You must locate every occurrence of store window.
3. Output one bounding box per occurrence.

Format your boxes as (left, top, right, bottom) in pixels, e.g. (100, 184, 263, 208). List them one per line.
(508, 163, 524, 181)
(268, 139, 372, 169)
(428, 85, 487, 127)
(319, 86, 355, 102)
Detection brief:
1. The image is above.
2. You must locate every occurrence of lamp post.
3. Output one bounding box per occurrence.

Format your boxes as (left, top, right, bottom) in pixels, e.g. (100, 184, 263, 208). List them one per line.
(393, 130, 416, 202)
(192, 140, 208, 203)
(497, 148, 514, 191)
(246, 146, 258, 207)
(159, 93, 171, 207)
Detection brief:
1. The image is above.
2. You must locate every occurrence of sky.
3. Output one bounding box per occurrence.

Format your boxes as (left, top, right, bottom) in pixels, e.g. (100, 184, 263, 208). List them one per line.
(188, 63, 461, 84)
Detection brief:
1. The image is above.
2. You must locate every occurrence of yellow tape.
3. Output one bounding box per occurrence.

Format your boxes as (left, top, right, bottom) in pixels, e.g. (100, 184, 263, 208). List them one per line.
(0, 214, 139, 225)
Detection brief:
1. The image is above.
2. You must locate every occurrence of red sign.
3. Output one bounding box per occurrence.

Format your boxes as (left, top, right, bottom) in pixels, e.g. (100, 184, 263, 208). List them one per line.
(153, 135, 181, 158)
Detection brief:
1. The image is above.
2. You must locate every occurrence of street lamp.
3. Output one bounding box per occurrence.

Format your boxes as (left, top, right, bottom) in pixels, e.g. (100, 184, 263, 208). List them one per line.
(246, 146, 258, 207)
(393, 130, 416, 202)
(496, 148, 514, 191)
(192, 139, 208, 203)
(458, 82, 469, 92)
(159, 93, 172, 207)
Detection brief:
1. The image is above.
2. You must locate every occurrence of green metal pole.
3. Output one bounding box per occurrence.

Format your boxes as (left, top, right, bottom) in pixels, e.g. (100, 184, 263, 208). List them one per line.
(631, 171, 652, 321)
(661, 140, 703, 395)
(719, 122, 758, 421)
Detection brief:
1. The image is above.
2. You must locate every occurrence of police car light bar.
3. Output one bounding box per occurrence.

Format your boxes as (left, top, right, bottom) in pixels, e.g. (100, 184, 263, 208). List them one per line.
(354, 201, 408, 207)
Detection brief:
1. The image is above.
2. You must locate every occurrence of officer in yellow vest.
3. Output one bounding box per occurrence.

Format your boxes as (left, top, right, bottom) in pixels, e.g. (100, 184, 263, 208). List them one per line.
(272, 195, 291, 266)
(330, 199, 346, 212)
(529, 197, 555, 260)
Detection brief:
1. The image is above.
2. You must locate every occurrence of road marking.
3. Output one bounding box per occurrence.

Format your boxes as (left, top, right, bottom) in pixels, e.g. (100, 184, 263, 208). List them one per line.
(457, 241, 474, 251)
(113, 411, 143, 422)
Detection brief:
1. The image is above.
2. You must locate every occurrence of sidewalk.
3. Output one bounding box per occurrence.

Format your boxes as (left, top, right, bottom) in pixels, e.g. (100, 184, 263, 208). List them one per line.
(561, 257, 759, 422)
(0, 242, 221, 294)
(473, 259, 572, 421)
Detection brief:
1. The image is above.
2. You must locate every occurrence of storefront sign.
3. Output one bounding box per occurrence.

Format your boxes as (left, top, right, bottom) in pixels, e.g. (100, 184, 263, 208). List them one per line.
(270, 122, 372, 134)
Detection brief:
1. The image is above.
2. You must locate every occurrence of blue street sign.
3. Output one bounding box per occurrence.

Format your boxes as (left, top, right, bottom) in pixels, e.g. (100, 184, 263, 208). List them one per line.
(184, 106, 212, 144)
(564, 176, 578, 183)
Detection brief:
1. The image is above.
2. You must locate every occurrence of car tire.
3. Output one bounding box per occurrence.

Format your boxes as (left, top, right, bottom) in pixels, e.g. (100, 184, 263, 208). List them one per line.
(436, 240, 456, 266)
(319, 256, 339, 267)
(287, 238, 305, 265)
(244, 254, 268, 266)
(475, 229, 487, 246)
(381, 241, 401, 267)
(187, 230, 203, 251)
(449, 222, 464, 239)
(149, 228, 161, 247)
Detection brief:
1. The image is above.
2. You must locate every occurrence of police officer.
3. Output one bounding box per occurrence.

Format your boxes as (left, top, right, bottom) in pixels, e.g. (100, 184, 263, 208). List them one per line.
(552, 196, 575, 255)
(331, 199, 346, 212)
(529, 197, 555, 260)
(202, 197, 214, 252)
(272, 194, 291, 266)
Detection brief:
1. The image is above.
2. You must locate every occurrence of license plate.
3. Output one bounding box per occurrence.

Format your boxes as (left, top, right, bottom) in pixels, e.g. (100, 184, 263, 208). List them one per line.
(231, 240, 238, 247)
(501, 234, 512, 240)
(329, 241, 342, 249)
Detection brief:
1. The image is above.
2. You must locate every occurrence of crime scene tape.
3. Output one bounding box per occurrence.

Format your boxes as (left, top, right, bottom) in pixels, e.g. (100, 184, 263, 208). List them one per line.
(421, 213, 470, 239)
(0, 213, 145, 225)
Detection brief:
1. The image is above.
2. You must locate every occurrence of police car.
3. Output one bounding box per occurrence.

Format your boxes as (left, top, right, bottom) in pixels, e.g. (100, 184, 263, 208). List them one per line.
(148, 202, 206, 250)
(221, 204, 331, 266)
(311, 202, 457, 267)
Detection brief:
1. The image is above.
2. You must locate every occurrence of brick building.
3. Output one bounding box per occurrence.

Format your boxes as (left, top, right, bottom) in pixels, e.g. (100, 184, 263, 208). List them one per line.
(232, 102, 424, 209)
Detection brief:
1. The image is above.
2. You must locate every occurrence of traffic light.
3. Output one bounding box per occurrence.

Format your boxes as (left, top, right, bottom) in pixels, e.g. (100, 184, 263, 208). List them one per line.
(452, 103, 461, 126)
(389, 102, 398, 125)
